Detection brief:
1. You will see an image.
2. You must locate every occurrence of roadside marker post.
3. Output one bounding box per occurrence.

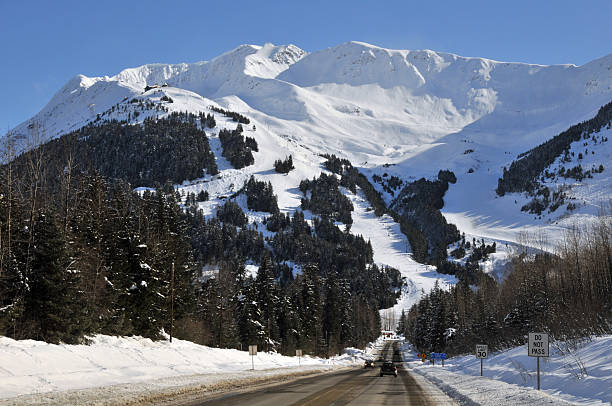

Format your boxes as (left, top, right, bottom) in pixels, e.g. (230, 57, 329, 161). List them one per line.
(528, 333, 549, 390)
(475, 344, 488, 376)
(296, 349, 303, 366)
(249, 345, 257, 370)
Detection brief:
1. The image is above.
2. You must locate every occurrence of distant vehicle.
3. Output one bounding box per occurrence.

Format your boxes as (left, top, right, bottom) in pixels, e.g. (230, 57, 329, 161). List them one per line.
(364, 359, 375, 368)
(380, 361, 398, 377)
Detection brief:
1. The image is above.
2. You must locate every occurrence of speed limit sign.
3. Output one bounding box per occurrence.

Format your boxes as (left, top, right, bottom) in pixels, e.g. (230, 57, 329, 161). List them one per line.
(476, 344, 488, 376)
(476, 344, 488, 359)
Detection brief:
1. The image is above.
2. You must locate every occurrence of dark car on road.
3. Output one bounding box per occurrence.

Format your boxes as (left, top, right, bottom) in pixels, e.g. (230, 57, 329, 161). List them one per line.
(364, 359, 375, 368)
(380, 361, 398, 377)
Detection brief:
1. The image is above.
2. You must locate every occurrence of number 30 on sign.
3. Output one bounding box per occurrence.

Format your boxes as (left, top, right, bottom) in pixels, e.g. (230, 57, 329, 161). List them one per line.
(476, 344, 488, 359)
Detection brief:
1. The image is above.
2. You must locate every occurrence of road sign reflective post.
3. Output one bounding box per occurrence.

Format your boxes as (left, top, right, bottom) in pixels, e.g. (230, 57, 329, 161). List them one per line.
(528, 333, 549, 390)
(296, 349, 302, 366)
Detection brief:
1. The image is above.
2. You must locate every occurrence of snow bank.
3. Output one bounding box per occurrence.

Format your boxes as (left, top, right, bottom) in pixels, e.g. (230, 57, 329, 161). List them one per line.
(0, 366, 348, 406)
(0, 335, 362, 401)
(403, 336, 612, 405)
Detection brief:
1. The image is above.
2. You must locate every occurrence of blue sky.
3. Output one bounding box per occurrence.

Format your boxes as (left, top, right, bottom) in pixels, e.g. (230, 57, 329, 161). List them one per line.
(1, 0, 611, 130)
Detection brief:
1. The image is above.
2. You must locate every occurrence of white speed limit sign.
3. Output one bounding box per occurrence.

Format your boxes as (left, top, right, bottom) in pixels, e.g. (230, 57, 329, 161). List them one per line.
(476, 344, 488, 359)
(476, 344, 488, 376)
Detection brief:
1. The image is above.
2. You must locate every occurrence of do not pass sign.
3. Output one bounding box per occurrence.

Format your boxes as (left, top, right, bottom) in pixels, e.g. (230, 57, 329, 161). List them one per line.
(528, 333, 549, 357)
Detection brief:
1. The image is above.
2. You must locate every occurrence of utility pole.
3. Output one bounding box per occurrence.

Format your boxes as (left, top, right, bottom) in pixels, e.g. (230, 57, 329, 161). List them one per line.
(170, 262, 175, 343)
(267, 318, 271, 352)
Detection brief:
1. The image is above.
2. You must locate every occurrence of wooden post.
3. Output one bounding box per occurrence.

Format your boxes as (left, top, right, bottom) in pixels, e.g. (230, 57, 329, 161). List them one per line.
(170, 262, 175, 343)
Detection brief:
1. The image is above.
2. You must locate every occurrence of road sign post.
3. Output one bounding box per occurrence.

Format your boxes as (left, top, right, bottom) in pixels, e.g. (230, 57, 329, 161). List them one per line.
(528, 333, 549, 390)
(430, 352, 447, 367)
(476, 344, 488, 376)
(249, 345, 257, 370)
(296, 349, 303, 366)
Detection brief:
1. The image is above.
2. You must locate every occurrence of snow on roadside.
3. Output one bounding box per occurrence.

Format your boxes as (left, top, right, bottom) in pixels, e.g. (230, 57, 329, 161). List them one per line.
(0, 366, 350, 406)
(411, 367, 578, 406)
(0, 334, 363, 402)
(402, 336, 612, 406)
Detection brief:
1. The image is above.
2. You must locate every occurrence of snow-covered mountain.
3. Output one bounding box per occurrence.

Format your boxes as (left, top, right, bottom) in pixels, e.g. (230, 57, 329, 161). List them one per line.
(16, 41, 612, 152)
(10, 41, 612, 317)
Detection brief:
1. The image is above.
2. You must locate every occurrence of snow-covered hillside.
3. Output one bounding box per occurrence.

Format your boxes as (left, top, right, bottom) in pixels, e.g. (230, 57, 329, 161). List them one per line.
(8, 41, 612, 320)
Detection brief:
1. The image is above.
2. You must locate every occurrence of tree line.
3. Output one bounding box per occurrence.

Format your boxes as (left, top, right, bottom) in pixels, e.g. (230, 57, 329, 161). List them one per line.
(0, 169, 195, 343)
(399, 212, 612, 355)
(9, 113, 219, 191)
(209, 106, 250, 124)
(0, 128, 400, 355)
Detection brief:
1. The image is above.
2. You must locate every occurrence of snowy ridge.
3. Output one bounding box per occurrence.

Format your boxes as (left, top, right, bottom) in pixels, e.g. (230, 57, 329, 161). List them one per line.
(14, 42, 612, 152)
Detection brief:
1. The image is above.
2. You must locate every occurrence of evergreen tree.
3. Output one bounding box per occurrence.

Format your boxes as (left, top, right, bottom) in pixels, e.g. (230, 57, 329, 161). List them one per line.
(237, 281, 265, 346)
(277, 290, 300, 353)
(254, 255, 280, 350)
(274, 155, 295, 174)
(23, 213, 89, 343)
(216, 201, 248, 228)
(245, 176, 279, 213)
(197, 190, 209, 202)
(298, 264, 323, 354)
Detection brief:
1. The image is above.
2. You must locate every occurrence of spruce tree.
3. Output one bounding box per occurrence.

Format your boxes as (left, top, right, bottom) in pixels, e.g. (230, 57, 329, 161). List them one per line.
(255, 255, 280, 350)
(24, 213, 89, 343)
(298, 264, 323, 354)
(237, 281, 265, 346)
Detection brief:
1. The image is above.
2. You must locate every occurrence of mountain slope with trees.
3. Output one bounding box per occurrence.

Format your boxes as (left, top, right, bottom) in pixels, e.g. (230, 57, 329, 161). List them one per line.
(0, 133, 402, 355)
(496, 101, 611, 214)
(3, 41, 612, 365)
(8, 113, 218, 191)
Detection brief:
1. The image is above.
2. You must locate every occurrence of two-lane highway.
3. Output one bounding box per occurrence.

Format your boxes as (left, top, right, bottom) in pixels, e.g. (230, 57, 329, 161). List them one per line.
(182, 341, 456, 406)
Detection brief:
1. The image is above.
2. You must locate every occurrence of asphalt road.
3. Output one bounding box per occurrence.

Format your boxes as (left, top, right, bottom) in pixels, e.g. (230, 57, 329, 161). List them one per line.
(186, 341, 455, 406)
